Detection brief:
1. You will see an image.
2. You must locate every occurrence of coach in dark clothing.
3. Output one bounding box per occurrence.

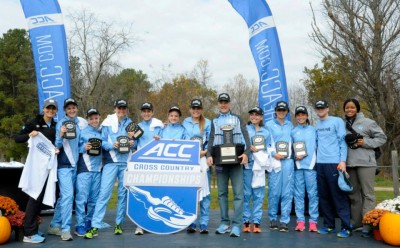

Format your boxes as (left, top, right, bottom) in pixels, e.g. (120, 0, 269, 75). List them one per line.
(13, 99, 58, 243)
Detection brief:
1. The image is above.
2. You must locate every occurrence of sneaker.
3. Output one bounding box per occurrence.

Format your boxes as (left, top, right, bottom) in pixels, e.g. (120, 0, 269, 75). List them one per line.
(37, 230, 45, 237)
(318, 227, 336, 234)
(295, 221, 305, 232)
(135, 227, 144, 235)
(309, 222, 318, 232)
(337, 228, 351, 238)
(114, 225, 123, 235)
(74, 226, 86, 237)
(270, 220, 278, 230)
(360, 229, 371, 238)
(279, 223, 289, 232)
(47, 226, 62, 236)
(187, 223, 196, 233)
(199, 224, 209, 234)
(230, 226, 240, 237)
(253, 223, 262, 233)
(215, 224, 231, 234)
(84, 228, 98, 239)
(61, 231, 73, 241)
(242, 222, 251, 233)
(23, 234, 45, 243)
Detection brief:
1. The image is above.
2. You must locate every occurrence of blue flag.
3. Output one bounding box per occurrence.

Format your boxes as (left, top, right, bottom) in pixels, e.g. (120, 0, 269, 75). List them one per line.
(229, 0, 289, 121)
(20, 0, 71, 121)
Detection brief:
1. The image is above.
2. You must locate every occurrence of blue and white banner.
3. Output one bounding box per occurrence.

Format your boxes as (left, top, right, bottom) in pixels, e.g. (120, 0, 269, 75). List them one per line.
(125, 139, 202, 234)
(229, 0, 289, 121)
(20, 0, 71, 121)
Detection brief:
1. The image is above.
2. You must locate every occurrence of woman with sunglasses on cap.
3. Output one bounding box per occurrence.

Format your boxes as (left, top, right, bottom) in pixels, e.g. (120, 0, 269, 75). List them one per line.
(13, 99, 59, 243)
(265, 100, 294, 232)
(242, 106, 270, 233)
(291, 106, 319, 232)
(182, 99, 211, 234)
(343, 99, 386, 236)
(155, 105, 188, 140)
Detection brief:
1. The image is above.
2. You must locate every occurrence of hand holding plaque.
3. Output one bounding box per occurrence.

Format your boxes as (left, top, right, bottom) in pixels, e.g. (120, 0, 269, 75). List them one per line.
(293, 141, 307, 158)
(87, 138, 102, 156)
(212, 124, 245, 165)
(126, 122, 144, 140)
(276, 141, 289, 158)
(252, 135, 266, 151)
(63, 120, 76, 139)
(117, 136, 130, 154)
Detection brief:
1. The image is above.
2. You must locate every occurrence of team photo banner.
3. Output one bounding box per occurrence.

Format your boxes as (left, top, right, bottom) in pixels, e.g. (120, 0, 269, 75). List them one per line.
(229, 0, 289, 121)
(20, 0, 71, 120)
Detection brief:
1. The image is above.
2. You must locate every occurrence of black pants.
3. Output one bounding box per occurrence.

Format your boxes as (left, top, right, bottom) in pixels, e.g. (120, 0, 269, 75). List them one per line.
(24, 180, 47, 236)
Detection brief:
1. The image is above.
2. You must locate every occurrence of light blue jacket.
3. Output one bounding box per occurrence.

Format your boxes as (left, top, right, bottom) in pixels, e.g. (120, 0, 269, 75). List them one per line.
(77, 125, 102, 173)
(182, 116, 211, 150)
(265, 118, 293, 157)
(160, 123, 188, 140)
(246, 124, 270, 163)
(315, 116, 347, 163)
(291, 124, 317, 169)
(136, 118, 163, 150)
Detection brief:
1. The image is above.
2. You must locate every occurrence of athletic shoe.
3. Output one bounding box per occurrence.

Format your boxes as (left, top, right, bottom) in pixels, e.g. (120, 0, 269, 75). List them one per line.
(37, 230, 45, 237)
(295, 221, 305, 232)
(135, 227, 144, 235)
(242, 222, 251, 233)
(230, 226, 240, 237)
(360, 230, 371, 238)
(270, 220, 278, 230)
(61, 231, 73, 241)
(215, 224, 231, 234)
(23, 234, 45, 243)
(279, 223, 289, 232)
(187, 223, 196, 233)
(337, 228, 351, 238)
(114, 225, 123, 235)
(74, 226, 86, 237)
(84, 228, 98, 239)
(199, 224, 209, 234)
(309, 222, 318, 232)
(318, 227, 336, 234)
(47, 226, 62, 236)
(130, 186, 196, 229)
(253, 223, 262, 233)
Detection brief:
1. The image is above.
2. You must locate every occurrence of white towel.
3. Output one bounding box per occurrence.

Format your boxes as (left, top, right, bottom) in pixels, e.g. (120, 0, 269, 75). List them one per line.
(101, 114, 119, 133)
(251, 151, 269, 188)
(77, 116, 88, 130)
(198, 157, 210, 201)
(149, 118, 164, 131)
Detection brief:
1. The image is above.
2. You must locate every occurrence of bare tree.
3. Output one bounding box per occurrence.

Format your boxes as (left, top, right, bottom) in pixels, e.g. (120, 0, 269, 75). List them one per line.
(223, 74, 258, 120)
(67, 9, 136, 110)
(310, 0, 400, 160)
(288, 84, 318, 124)
(190, 59, 213, 87)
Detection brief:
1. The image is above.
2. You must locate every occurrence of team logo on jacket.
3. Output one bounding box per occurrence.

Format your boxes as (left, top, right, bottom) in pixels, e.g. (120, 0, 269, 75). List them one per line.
(124, 139, 202, 234)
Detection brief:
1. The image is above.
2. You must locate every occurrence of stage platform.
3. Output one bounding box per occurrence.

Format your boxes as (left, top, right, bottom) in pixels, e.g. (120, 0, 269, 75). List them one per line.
(5, 210, 388, 247)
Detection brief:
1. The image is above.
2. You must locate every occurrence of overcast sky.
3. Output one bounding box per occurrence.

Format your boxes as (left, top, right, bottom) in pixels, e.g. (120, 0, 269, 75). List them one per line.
(1, 0, 323, 89)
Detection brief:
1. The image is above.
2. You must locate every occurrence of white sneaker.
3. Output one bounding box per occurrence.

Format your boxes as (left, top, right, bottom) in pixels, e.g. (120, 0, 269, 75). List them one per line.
(23, 234, 45, 243)
(135, 227, 144, 235)
(47, 226, 62, 236)
(61, 231, 73, 241)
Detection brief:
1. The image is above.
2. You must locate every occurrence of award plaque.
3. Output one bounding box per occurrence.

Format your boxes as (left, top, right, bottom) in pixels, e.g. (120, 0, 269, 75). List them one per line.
(212, 124, 244, 165)
(293, 141, 307, 157)
(63, 120, 76, 139)
(117, 136, 130, 154)
(87, 138, 102, 156)
(125, 122, 144, 140)
(276, 141, 289, 157)
(252, 135, 265, 151)
(191, 136, 203, 149)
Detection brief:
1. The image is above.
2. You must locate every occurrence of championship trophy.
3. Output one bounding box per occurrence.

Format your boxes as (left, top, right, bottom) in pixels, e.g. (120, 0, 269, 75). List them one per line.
(126, 122, 144, 140)
(213, 124, 244, 165)
(276, 141, 289, 157)
(87, 138, 102, 156)
(293, 141, 307, 157)
(252, 135, 266, 151)
(63, 120, 76, 139)
(117, 136, 130, 154)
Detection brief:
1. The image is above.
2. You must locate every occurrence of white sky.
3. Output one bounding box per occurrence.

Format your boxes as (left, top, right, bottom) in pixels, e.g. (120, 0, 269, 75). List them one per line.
(0, 0, 323, 89)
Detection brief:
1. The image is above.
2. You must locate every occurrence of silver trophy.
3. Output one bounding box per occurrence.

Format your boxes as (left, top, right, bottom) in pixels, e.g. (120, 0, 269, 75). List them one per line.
(214, 124, 242, 165)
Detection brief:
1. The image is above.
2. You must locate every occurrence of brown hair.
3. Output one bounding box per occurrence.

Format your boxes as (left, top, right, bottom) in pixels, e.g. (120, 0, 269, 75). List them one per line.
(199, 114, 205, 134)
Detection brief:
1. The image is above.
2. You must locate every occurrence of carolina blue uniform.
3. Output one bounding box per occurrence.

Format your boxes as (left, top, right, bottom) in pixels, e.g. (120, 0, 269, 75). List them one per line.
(265, 118, 294, 225)
(136, 118, 163, 149)
(160, 123, 188, 140)
(91, 116, 133, 228)
(50, 116, 86, 232)
(182, 116, 211, 227)
(75, 125, 102, 229)
(291, 124, 318, 223)
(315, 116, 350, 230)
(243, 124, 270, 225)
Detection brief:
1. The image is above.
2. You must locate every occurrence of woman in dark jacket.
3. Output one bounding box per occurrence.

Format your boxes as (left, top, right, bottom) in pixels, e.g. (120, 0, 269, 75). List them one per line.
(13, 99, 58, 243)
